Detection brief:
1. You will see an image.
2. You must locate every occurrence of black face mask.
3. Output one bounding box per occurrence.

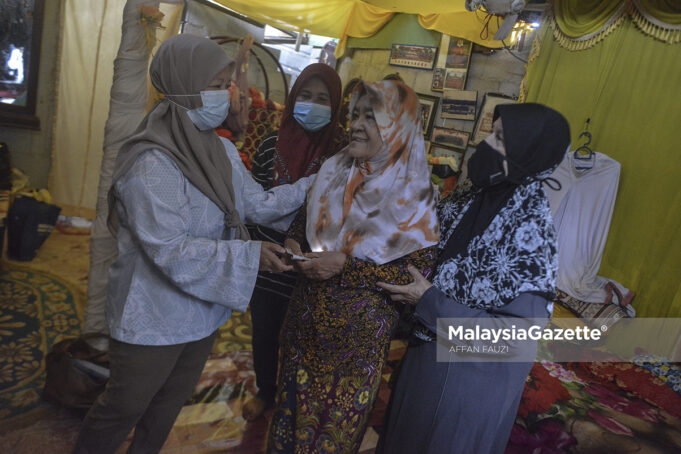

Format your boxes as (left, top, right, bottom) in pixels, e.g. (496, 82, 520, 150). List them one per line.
(467, 140, 507, 188)
(468, 140, 564, 191)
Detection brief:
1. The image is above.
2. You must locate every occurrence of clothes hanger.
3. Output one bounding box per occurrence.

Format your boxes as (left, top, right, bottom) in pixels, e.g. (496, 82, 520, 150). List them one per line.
(573, 130, 595, 171)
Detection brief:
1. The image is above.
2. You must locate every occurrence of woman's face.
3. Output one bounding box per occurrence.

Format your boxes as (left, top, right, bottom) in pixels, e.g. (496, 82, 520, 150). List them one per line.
(485, 117, 508, 175)
(295, 76, 331, 106)
(348, 95, 383, 161)
(205, 64, 233, 92)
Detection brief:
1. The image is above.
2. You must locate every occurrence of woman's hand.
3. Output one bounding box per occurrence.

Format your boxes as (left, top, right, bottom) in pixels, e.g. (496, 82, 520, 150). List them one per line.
(377, 266, 432, 305)
(259, 242, 293, 273)
(296, 251, 346, 280)
(284, 238, 303, 256)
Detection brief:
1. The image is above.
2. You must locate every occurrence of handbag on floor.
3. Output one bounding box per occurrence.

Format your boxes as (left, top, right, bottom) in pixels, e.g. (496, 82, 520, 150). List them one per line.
(43, 333, 110, 410)
(556, 284, 633, 331)
(6, 194, 61, 261)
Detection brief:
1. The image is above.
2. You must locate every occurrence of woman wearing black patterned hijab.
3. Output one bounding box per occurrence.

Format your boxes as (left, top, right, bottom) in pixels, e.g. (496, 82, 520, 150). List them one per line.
(377, 104, 570, 454)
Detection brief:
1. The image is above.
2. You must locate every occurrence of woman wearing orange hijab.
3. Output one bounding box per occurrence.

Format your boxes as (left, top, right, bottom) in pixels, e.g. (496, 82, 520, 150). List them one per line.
(268, 81, 439, 453)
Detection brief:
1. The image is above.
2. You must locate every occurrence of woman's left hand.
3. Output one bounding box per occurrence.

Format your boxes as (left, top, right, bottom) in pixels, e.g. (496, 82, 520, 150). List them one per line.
(377, 266, 432, 305)
(296, 251, 347, 280)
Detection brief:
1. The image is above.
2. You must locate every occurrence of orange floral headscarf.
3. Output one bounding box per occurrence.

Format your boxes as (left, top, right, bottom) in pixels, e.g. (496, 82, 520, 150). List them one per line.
(306, 81, 439, 264)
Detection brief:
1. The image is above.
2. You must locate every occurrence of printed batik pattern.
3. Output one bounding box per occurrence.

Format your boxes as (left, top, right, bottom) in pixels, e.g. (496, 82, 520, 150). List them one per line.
(433, 180, 558, 309)
(268, 208, 436, 452)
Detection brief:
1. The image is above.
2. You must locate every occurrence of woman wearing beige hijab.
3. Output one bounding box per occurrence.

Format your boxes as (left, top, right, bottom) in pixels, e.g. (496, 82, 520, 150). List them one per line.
(73, 34, 311, 454)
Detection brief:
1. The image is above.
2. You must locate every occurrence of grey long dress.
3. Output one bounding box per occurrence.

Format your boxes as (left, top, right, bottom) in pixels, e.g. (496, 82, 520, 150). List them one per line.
(378, 288, 550, 454)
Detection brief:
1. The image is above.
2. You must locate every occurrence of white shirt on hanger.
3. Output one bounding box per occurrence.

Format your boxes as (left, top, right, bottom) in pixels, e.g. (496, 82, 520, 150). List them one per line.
(547, 150, 634, 316)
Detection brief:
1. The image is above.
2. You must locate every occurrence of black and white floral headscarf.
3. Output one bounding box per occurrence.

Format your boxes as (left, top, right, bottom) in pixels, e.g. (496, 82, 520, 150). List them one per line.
(433, 103, 570, 309)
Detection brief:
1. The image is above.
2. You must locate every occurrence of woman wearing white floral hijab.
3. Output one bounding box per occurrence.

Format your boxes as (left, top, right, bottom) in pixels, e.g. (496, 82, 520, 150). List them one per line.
(377, 103, 570, 454)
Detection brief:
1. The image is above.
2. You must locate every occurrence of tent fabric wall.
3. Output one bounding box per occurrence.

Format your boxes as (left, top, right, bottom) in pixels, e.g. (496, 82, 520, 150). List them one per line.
(523, 19, 681, 318)
(49, 0, 127, 218)
(49, 1, 179, 217)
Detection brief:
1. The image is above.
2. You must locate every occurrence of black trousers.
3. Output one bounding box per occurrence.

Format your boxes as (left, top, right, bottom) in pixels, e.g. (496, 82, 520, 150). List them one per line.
(249, 286, 290, 404)
(72, 331, 217, 454)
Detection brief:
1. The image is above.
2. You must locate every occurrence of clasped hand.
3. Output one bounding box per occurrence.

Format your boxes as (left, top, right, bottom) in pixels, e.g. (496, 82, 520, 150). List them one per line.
(284, 239, 346, 280)
(377, 266, 432, 306)
(259, 242, 293, 273)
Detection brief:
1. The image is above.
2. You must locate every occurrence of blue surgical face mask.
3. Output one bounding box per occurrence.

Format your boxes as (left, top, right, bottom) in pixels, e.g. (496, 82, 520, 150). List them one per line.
(186, 90, 231, 131)
(293, 101, 332, 132)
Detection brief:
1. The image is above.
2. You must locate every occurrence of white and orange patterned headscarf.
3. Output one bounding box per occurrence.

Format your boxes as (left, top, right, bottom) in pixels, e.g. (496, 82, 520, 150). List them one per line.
(306, 81, 440, 265)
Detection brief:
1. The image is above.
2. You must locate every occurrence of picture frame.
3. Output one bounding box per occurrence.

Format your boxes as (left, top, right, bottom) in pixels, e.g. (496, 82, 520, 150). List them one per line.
(471, 93, 516, 145)
(431, 68, 446, 92)
(444, 69, 468, 90)
(441, 89, 477, 121)
(428, 143, 466, 174)
(389, 44, 438, 70)
(445, 37, 472, 69)
(431, 126, 470, 150)
(416, 93, 440, 139)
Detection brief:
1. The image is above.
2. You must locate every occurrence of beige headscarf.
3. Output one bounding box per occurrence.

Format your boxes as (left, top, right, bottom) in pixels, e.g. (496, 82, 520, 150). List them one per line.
(306, 81, 440, 265)
(108, 34, 248, 240)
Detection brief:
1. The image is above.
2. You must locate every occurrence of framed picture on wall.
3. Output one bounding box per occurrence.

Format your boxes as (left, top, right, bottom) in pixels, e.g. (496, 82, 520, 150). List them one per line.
(431, 68, 446, 92)
(471, 93, 516, 145)
(416, 93, 440, 139)
(431, 126, 470, 150)
(441, 89, 477, 120)
(389, 44, 438, 70)
(445, 37, 472, 69)
(444, 69, 468, 90)
(428, 143, 465, 173)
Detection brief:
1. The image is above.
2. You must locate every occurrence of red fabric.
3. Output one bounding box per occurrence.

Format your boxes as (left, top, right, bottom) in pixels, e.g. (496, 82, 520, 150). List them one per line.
(273, 63, 342, 185)
(518, 363, 571, 418)
(215, 127, 234, 141)
(249, 86, 267, 110)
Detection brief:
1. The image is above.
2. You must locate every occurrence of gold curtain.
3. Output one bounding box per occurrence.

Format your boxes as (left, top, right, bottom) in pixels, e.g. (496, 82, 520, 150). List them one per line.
(524, 20, 681, 318)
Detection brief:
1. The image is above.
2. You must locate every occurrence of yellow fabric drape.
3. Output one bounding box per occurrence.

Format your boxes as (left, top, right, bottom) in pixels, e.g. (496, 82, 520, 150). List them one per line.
(361, 0, 468, 14)
(213, 0, 357, 36)
(337, 3, 395, 56)
(418, 11, 503, 48)
(524, 20, 681, 318)
(214, 0, 506, 54)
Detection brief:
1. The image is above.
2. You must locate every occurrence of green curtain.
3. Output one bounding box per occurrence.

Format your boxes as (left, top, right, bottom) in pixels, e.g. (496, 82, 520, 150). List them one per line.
(638, 0, 681, 25)
(525, 20, 681, 318)
(554, 0, 625, 38)
(631, 0, 681, 44)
